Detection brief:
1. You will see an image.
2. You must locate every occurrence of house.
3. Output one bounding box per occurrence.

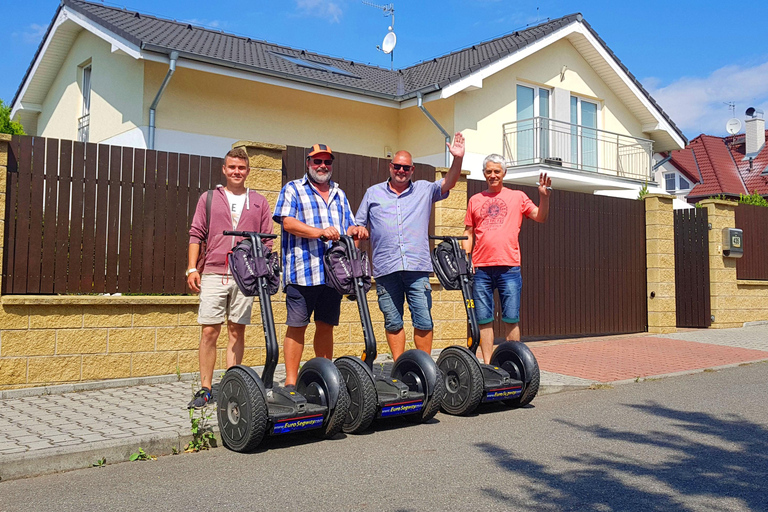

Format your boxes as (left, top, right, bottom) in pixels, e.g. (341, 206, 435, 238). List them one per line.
(654, 110, 768, 203)
(11, 0, 686, 197)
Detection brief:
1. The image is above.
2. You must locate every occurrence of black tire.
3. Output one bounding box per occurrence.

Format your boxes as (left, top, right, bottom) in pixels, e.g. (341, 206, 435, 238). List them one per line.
(217, 366, 268, 452)
(491, 342, 540, 407)
(437, 346, 484, 415)
(392, 356, 445, 424)
(335, 357, 378, 434)
(298, 361, 351, 439)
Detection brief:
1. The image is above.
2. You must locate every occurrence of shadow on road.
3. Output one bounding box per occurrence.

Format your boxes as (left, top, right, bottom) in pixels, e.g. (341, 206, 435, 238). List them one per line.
(475, 401, 768, 510)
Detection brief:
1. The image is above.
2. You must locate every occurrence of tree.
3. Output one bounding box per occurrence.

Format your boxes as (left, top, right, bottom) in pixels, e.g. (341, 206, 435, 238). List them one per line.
(0, 99, 25, 135)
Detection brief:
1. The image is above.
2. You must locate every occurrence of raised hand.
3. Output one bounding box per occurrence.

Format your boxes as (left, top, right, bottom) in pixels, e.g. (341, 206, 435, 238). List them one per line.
(538, 172, 552, 197)
(447, 132, 465, 159)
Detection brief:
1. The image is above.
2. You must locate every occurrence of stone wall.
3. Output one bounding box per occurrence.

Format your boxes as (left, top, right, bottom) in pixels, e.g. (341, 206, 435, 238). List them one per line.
(644, 194, 677, 334)
(701, 199, 768, 328)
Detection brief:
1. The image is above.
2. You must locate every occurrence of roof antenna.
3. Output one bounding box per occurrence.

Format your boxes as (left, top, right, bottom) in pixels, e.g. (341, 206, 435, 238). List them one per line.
(363, 1, 396, 70)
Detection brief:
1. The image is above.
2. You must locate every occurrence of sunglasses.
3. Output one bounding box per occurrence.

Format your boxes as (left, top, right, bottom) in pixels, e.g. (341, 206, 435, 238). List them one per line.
(310, 159, 334, 166)
(391, 163, 413, 171)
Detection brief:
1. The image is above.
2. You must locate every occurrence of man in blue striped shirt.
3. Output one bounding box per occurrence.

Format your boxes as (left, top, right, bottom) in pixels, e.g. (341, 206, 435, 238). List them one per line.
(273, 143, 368, 388)
(356, 133, 465, 361)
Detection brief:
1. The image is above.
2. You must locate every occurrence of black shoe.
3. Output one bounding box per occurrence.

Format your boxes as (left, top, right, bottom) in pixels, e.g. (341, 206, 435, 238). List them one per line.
(188, 388, 212, 409)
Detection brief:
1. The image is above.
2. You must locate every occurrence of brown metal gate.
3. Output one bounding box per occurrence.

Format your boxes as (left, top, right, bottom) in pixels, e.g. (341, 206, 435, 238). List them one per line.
(466, 180, 648, 338)
(736, 204, 768, 280)
(673, 208, 711, 327)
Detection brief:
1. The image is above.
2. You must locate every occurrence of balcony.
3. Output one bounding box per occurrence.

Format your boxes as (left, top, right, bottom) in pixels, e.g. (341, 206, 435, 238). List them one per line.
(77, 114, 90, 143)
(502, 117, 653, 184)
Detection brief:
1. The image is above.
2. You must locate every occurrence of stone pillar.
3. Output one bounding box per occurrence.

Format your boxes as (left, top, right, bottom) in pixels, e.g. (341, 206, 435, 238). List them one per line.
(231, 141, 286, 240)
(700, 199, 741, 328)
(0, 134, 10, 295)
(433, 168, 470, 236)
(644, 194, 676, 333)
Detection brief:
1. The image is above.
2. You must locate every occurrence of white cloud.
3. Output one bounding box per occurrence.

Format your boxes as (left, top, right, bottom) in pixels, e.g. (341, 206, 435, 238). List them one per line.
(16, 23, 47, 45)
(295, 0, 343, 23)
(180, 18, 223, 29)
(646, 60, 768, 137)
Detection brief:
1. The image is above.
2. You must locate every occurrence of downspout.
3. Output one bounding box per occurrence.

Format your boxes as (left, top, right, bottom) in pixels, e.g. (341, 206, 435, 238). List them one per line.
(148, 51, 179, 150)
(417, 92, 451, 167)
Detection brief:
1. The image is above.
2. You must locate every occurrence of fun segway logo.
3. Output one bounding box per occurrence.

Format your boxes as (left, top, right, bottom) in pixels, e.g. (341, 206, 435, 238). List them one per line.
(486, 386, 522, 401)
(272, 414, 324, 434)
(481, 198, 508, 229)
(380, 400, 424, 417)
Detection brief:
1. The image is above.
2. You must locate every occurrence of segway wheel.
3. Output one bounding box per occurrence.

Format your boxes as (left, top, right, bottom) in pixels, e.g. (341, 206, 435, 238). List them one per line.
(491, 342, 540, 407)
(217, 366, 268, 452)
(297, 360, 351, 439)
(334, 357, 378, 434)
(392, 351, 445, 424)
(437, 346, 484, 415)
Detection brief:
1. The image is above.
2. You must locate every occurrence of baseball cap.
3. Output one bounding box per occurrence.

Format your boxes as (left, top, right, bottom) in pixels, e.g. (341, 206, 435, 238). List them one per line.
(308, 143, 334, 158)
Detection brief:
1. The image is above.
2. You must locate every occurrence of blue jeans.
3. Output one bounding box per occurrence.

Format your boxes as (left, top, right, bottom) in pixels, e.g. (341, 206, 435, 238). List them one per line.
(473, 266, 522, 325)
(375, 271, 433, 332)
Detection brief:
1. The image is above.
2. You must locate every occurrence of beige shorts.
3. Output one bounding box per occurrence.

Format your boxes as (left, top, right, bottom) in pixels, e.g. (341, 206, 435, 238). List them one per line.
(197, 274, 253, 325)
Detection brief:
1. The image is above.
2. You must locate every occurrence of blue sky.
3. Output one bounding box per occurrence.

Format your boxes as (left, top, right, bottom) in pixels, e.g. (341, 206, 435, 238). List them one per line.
(3, 0, 768, 139)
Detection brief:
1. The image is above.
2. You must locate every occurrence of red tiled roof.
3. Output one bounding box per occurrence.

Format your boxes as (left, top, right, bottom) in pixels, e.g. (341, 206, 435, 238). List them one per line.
(727, 129, 768, 196)
(664, 148, 700, 184)
(686, 134, 748, 198)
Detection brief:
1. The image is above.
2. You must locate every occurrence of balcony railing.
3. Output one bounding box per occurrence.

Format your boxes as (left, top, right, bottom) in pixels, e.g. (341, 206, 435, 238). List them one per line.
(502, 117, 653, 182)
(77, 114, 90, 143)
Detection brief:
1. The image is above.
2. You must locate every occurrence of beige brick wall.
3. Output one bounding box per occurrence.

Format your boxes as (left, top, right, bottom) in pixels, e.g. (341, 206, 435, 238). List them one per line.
(701, 199, 768, 328)
(644, 194, 677, 334)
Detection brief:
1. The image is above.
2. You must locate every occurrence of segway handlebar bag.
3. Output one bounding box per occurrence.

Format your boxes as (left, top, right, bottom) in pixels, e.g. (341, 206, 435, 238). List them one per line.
(323, 241, 372, 297)
(227, 238, 280, 297)
(431, 240, 473, 291)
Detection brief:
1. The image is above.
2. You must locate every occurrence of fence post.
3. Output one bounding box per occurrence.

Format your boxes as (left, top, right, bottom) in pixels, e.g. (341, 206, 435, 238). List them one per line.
(0, 134, 10, 295)
(699, 199, 743, 328)
(433, 167, 469, 236)
(231, 140, 286, 234)
(644, 194, 676, 333)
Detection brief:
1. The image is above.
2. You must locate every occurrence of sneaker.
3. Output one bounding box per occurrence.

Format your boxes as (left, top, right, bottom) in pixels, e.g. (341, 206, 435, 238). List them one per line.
(188, 388, 212, 409)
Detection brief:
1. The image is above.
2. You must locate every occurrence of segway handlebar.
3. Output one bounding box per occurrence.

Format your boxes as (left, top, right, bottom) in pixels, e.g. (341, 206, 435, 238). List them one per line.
(223, 231, 277, 240)
(429, 235, 468, 241)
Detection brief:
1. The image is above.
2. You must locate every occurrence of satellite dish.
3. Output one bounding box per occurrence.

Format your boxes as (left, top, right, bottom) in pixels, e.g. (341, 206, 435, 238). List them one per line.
(381, 31, 397, 54)
(726, 118, 742, 135)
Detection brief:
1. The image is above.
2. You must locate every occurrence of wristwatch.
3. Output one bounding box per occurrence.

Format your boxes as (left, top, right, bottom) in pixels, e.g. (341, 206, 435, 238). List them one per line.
(185, 268, 198, 277)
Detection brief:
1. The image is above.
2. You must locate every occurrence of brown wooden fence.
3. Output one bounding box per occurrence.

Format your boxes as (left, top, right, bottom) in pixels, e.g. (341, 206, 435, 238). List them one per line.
(3, 135, 224, 295)
(282, 146, 436, 255)
(674, 208, 711, 328)
(466, 180, 648, 338)
(735, 204, 768, 280)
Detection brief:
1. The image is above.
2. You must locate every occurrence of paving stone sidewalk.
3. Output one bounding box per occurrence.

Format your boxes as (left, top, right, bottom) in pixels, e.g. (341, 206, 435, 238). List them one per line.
(1, 325, 766, 482)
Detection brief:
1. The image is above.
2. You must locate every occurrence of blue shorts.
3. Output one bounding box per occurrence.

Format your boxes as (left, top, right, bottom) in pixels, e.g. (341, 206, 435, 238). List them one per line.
(375, 271, 433, 332)
(473, 266, 522, 325)
(285, 284, 342, 327)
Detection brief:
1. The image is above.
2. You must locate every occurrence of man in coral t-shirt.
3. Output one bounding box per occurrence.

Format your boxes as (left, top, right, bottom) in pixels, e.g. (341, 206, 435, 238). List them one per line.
(463, 154, 551, 363)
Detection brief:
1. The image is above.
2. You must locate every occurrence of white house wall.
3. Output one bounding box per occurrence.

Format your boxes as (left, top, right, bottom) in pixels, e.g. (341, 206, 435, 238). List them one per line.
(142, 61, 400, 157)
(37, 30, 144, 142)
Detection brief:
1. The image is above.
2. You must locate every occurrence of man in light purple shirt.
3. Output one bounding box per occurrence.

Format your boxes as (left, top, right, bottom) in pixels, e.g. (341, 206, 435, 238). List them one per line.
(355, 133, 465, 360)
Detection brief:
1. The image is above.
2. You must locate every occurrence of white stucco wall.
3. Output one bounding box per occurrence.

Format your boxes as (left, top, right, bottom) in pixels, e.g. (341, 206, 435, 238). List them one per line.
(37, 30, 144, 142)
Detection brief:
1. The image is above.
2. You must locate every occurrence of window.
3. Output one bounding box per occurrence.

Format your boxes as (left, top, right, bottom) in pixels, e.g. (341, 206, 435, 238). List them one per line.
(664, 172, 692, 193)
(78, 64, 91, 142)
(269, 52, 360, 78)
(516, 84, 552, 164)
(570, 96, 599, 170)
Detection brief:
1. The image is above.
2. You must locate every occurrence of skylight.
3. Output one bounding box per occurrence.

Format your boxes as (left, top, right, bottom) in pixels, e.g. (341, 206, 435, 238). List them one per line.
(270, 52, 360, 79)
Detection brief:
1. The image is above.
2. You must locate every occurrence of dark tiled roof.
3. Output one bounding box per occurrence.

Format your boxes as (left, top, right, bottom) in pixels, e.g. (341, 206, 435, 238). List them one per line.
(13, 0, 686, 145)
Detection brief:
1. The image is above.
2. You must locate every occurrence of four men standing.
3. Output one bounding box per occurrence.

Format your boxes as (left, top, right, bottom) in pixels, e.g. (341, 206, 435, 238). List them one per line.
(187, 139, 550, 402)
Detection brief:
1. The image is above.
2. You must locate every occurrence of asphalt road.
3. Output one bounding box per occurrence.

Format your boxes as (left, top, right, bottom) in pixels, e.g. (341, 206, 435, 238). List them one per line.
(2, 362, 767, 512)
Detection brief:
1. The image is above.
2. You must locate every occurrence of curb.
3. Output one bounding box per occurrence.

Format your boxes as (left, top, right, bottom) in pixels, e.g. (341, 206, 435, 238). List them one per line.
(0, 425, 222, 483)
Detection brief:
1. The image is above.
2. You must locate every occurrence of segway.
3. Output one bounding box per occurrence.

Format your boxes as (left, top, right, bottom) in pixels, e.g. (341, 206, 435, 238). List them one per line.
(328, 235, 445, 433)
(216, 231, 350, 452)
(430, 235, 540, 415)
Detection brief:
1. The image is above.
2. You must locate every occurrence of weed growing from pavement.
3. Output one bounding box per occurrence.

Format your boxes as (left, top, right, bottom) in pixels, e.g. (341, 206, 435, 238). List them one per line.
(176, 364, 181, 381)
(185, 407, 216, 452)
(171, 446, 179, 455)
(92, 457, 106, 467)
(703, 368, 717, 373)
(130, 448, 156, 461)
(588, 383, 614, 390)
